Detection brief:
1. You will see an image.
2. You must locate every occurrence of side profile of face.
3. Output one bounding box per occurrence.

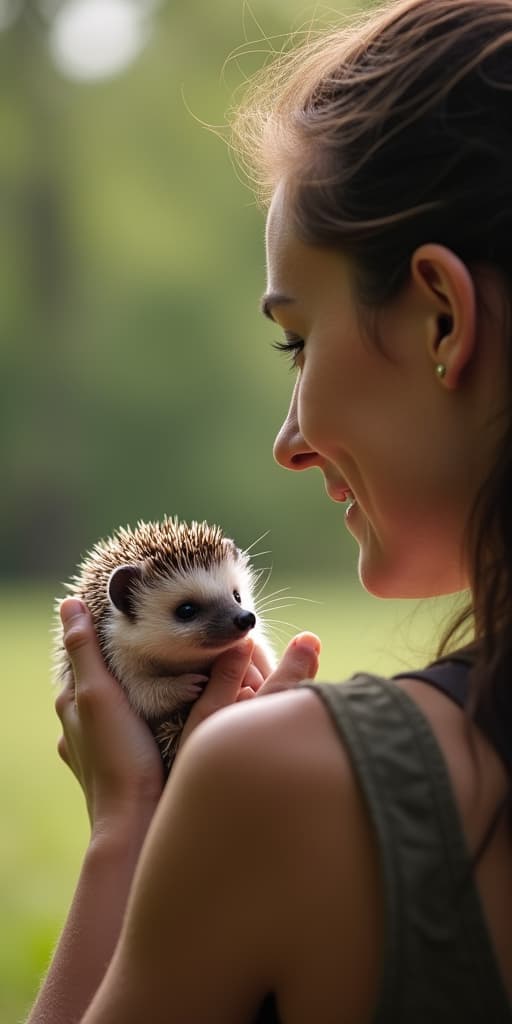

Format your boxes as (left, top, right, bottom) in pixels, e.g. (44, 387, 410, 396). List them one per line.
(265, 181, 507, 599)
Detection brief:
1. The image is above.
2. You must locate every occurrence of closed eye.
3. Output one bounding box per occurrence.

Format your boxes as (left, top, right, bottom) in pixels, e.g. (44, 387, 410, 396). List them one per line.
(271, 333, 304, 370)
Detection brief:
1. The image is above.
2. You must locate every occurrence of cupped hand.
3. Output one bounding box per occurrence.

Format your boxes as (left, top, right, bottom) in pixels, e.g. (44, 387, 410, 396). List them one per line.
(56, 597, 320, 804)
(56, 599, 165, 833)
(180, 631, 321, 749)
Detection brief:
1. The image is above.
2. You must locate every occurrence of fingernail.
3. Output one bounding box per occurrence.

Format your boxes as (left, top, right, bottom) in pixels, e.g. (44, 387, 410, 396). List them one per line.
(234, 638, 254, 657)
(291, 633, 321, 656)
(60, 598, 86, 625)
(292, 645, 317, 665)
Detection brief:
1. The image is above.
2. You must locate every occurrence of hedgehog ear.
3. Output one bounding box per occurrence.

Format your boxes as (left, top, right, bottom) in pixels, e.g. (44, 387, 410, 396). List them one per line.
(108, 564, 143, 618)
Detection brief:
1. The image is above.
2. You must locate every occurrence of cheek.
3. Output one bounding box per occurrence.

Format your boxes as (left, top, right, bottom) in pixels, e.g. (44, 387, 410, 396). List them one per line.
(297, 361, 346, 452)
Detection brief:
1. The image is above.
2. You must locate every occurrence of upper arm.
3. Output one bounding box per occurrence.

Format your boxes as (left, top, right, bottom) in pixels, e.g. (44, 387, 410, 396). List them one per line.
(82, 703, 282, 1024)
(82, 690, 383, 1024)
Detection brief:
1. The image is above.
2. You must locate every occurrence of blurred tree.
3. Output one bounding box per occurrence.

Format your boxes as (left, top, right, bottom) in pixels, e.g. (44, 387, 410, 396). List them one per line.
(0, 0, 361, 582)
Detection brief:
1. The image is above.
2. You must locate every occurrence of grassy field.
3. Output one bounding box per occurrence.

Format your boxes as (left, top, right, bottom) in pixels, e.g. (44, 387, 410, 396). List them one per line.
(1, 579, 463, 1021)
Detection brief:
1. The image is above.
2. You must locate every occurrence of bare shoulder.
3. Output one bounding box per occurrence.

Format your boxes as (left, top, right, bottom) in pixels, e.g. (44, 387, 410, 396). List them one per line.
(178, 685, 355, 795)
(171, 686, 384, 1023)
(83, 687, 383, 1024)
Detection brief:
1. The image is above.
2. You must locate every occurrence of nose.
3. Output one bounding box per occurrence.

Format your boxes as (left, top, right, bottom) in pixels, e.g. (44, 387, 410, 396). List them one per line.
(234, 610, 256, 632)
(273, 379, 322, 472)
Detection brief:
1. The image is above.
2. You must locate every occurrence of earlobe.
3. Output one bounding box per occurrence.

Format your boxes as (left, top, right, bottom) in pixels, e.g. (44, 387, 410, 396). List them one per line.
(411, 243, 477, 390)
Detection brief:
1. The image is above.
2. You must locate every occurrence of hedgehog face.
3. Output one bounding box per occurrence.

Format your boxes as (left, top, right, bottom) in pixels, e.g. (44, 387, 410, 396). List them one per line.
(55, 519, 276, 731)
(104, 550, 260, 676)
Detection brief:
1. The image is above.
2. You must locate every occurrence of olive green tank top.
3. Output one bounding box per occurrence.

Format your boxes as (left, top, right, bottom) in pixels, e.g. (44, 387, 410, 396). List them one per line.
(254, 673, 512, 1023)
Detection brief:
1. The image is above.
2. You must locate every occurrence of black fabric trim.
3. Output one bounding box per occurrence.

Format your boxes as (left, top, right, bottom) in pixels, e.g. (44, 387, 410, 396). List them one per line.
(392, 657, 512, 774)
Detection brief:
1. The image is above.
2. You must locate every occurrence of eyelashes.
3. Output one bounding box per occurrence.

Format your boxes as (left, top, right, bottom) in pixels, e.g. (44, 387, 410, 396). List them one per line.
(271, 334, 304, 370)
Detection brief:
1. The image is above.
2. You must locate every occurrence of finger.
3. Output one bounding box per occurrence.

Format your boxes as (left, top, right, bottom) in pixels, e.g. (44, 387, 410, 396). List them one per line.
(260, 632, 321, 696)
(61, 598, 99, 667)
(54, 676, 76, 721)
(182, 639, 254, 740)
(197, 638, 254, 713)
(241, 662, 265, 694)
(251, 643, 274, 678)
(60, 598, 119, 708)
(57, 734, 71, 767)
(237, 686, 258, 702)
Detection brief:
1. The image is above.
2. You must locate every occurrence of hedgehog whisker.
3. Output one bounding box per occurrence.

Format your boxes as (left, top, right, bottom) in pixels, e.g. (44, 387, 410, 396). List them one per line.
(263, 617, 302, 632)
(253, 566, 275, 600)
(255, 597, 301, 612)
(255, 599, 293, 612)
(256, 586, 290, 599)
(254, 586, 292, 607)
(256, 603, 296, 615)
(255, 602, 295, 615)
(264, 619, 295, 634)
(251, 566, 271, 585)
(242, 530, 271, 555)
(259, 592, 322, 607)
(263, 621, 293, 640)
(265, 626, 297, 646)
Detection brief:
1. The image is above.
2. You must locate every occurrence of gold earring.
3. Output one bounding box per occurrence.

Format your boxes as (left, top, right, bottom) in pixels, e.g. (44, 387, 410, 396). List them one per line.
(435, 363, 446, 379)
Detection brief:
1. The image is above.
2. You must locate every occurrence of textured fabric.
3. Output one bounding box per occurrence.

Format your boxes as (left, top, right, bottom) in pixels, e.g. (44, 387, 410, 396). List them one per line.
(309, 675, 512, 1022)
(252, 670, 512, 1022)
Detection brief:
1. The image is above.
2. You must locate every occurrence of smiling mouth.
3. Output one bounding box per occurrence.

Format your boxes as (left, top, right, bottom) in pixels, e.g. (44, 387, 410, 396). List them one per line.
(328, 485, 355, 503)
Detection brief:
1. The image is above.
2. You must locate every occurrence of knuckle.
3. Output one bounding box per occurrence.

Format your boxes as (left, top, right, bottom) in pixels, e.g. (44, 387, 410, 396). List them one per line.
(54, 692, 66, 720)
(54, 685, 73, 720)
(75, 682, 99, 712)
(57, 733, 69, 765)
(63, 621, 90, 655)
(220, 664, 241, 686)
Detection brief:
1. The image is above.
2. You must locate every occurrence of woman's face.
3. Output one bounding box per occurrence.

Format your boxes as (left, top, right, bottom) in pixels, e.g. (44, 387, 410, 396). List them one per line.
(265, 183, 490, 599)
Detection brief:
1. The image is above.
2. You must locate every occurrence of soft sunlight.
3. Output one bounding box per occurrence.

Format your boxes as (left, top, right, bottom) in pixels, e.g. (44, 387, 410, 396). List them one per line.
(48, 0, 151, 82)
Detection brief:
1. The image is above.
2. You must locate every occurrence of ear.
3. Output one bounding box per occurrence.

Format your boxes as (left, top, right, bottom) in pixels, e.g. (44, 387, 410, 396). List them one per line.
(410, 244, 477, 390)
(108, 564, 143, 618)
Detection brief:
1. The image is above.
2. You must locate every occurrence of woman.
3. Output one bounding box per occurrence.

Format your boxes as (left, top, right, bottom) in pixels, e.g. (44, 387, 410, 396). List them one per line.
(27, 0, 512, 1020)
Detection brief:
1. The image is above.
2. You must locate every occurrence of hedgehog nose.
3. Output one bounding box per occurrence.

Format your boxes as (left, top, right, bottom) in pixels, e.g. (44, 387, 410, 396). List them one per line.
(234, 610, 256, 632)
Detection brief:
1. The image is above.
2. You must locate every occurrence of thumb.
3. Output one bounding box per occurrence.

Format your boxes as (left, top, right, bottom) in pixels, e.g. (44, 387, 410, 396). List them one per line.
(181, 638, 254, 743)
(260, 632, 321, 695)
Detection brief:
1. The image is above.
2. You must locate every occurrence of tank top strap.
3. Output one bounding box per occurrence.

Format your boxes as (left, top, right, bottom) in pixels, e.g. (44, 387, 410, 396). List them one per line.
(392, 656, 512, 774)
(303, 675, 512, 1023)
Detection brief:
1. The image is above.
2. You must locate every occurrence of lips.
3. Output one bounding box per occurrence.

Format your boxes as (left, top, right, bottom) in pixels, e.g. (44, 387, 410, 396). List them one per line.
(326, 482, 355, 503)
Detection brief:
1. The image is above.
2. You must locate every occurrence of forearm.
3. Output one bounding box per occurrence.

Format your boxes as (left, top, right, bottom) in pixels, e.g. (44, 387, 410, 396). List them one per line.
(26, 808, 156, 1024)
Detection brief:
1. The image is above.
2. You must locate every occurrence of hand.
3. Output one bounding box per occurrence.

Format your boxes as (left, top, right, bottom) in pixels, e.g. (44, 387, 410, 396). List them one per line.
(180, 632, 321, 748)
(56, 599, 165, 835)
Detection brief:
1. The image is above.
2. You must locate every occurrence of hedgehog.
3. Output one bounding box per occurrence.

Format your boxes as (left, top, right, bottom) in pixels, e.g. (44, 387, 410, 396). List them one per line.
(54, 517, 275, 770)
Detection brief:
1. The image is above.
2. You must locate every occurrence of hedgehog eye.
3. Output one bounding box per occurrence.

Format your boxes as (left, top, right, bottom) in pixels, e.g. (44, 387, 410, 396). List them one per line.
(175, 602, 200, 621)
(233, 590, 241, 604)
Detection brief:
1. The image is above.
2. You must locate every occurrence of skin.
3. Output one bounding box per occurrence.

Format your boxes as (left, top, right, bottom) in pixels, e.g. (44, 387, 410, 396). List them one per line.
(27, 181, 512, 1023)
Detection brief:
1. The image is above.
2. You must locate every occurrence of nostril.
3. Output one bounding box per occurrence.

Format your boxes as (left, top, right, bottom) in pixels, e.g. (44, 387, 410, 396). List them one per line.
(234, 611, 256, 632)
(290, 451, 319, 469)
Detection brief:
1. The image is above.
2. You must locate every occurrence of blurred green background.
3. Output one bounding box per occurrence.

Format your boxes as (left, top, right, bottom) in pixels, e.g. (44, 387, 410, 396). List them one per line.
(0, 0, 461, 1018)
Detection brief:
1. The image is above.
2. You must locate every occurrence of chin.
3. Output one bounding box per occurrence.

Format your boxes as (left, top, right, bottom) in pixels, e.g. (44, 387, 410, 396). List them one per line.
(357, 546, 468, 600)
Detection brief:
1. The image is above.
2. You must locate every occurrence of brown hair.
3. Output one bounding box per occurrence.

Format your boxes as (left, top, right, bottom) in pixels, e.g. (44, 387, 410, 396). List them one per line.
(231, 0, 512, 726)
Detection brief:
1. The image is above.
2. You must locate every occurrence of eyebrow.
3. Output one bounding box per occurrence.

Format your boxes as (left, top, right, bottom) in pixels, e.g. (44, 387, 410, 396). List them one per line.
(260, 292, 295, 322)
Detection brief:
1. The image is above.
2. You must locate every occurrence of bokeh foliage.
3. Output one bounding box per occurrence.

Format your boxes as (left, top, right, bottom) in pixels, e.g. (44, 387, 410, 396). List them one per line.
(0, 0, 367, 585)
